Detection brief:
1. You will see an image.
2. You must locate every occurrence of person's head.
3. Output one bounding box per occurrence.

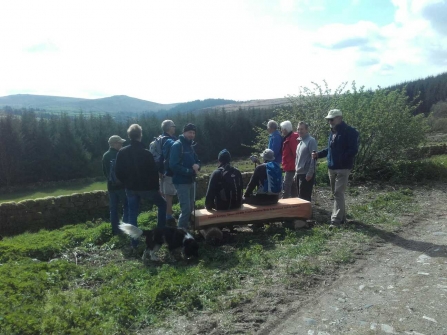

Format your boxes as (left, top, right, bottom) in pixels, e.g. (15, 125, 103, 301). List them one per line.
(325, 109, 343, 128)
(280, 120, 293, 136)
(261, 149, 275, 162)
(218, 149, 231, 165)
(267, 120, 278, 134)
(108, 135, 126, 150)
(161, 120, 176, 136)
(127, 124, 143, 141)
(183, 123, 196, 141)
(297, 121, 309, 137)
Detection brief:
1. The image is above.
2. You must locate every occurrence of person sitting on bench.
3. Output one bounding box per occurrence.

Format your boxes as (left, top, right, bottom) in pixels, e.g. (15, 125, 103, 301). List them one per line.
(205, 149, 243, 211)
(243, 149, 282, 206)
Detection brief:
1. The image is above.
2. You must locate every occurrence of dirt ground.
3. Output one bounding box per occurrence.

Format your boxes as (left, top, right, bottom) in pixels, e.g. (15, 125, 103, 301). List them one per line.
(148, 183, 447, 335)
(260, 185, 447, 335)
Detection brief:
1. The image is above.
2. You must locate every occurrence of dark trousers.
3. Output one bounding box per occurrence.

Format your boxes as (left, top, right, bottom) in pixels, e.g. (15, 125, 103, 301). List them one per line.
(296, 174, 315, 202)
(243, 194, 279, 206)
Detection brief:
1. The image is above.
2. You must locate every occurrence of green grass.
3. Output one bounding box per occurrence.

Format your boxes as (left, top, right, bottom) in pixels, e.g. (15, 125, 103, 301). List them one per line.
(0, 186, 418, 335)
(0, 181, 107, 203)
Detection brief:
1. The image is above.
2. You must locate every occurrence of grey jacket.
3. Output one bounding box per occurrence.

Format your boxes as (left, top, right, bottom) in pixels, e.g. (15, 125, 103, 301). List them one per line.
(295, 134, 318, 177)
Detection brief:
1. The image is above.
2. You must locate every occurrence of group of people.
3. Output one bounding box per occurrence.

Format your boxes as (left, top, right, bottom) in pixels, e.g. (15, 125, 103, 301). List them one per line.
(102, 108, 359, 246)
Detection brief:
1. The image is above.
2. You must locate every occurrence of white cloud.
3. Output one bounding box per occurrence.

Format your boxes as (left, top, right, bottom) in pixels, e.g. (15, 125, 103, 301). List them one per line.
(0, 0, 445, 102)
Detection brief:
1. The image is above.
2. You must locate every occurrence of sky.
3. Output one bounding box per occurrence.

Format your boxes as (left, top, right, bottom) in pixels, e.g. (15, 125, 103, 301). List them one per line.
(0, 0, 446, 104)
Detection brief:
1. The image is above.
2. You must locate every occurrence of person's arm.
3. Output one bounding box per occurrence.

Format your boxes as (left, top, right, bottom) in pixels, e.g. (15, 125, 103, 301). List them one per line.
(272, 132, 282, 162)
(102, 153, 109, 178)
(115, 150, 126, 183)
(205, 170, 220, 210)
(244, 166, 261, 197)
(307, 138, 318, 178)
(147, 151, 160, 188)
(345, 127, 359, 159)
(169, 142, 194, 177)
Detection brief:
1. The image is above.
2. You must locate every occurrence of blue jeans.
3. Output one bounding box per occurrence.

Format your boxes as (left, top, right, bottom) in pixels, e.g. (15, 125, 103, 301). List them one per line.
(108, 189, 129, 235)
(126, 189, 167, 247)
(174, 183, 195, 229)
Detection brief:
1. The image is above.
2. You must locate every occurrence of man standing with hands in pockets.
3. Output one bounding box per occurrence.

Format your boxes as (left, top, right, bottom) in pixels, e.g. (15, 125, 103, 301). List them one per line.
(312, 109, 359, 227)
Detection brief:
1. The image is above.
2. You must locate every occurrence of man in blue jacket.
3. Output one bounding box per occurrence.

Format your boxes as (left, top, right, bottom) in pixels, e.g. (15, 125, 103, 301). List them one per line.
(312, 109, 359, 227)
(169, 123, 201, 229)
(267, 120, 282, 164)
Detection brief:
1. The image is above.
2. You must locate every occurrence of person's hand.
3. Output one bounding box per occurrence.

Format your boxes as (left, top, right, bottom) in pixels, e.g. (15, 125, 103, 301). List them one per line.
(159, 173, 164, 179)
(311, 152, 318, 160)
(305, 175, 313, 182)
(192, 164, 200, 173)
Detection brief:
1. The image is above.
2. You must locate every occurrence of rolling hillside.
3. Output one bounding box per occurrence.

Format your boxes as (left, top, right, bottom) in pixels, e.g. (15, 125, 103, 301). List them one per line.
(0, 94, 178, 113)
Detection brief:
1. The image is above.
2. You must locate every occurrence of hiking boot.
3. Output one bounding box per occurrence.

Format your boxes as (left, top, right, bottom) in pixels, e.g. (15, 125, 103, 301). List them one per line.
(166, 217, 177, 227)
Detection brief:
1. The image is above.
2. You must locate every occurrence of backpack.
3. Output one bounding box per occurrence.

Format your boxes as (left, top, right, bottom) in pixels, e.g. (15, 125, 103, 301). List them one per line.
(108, 159, 122, 186)
(217, 166, 243, 209)
(263, 161, 282, 194)
(149, 135, 168, 164)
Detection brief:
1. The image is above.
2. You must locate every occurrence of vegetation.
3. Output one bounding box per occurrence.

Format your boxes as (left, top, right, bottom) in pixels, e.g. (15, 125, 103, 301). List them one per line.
(0, 187, 418, 334)
(269, 81, 428, 180)
(0, 108, 275, 189)
(388, 71, 447, 116)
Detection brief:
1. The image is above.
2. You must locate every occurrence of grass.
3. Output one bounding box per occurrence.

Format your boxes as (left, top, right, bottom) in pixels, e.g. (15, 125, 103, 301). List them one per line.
(0, 185, 418, 335)
(0, 181, 107, 204)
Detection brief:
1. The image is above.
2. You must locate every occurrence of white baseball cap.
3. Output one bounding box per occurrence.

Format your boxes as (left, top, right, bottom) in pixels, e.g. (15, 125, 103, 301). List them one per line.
(325, 109, 343, 119)
(108, 135, 126, 144)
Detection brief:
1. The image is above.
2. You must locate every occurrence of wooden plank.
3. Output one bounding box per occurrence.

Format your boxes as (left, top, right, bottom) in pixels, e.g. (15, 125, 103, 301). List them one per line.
(193, 198, 312, 228)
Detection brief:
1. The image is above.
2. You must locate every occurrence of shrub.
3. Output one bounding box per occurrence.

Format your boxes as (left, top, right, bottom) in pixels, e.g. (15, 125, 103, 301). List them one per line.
(270, 81, 428, 180)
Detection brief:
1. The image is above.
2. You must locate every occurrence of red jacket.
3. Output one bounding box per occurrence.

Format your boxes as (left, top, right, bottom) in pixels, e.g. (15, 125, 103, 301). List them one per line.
(282, 132, 299, 171)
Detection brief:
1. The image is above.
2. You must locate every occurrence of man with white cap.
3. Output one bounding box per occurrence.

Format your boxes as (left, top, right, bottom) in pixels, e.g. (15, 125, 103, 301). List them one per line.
(102, 135, 128, 235)
(312, 109, 359, 227)
(243, 149, 282, 206)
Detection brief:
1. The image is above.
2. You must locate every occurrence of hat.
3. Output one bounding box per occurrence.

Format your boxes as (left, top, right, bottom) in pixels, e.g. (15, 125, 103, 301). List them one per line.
(261, 149, 275, 162)
(325, 109, 343, 119)
(108, 135, 126, 144)
(218, 149, 231, 164)
(183, 123, 197, 133)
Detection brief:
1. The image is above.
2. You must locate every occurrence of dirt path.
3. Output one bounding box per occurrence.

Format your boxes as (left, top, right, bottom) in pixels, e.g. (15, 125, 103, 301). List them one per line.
(260, 187, 447, 335)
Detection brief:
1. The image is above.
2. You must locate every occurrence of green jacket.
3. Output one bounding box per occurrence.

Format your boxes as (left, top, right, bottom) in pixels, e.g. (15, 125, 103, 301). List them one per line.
(102, 148, 124, 191)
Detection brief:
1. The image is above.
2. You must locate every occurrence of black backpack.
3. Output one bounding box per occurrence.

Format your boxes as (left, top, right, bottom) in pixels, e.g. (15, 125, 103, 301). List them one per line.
(217, 165, 243, 209)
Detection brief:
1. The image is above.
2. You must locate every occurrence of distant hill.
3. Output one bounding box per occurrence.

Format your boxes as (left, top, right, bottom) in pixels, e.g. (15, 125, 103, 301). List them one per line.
(0, 94, 178, 113)
(167, 99, 239, 113)
(201, 98, 291, 112)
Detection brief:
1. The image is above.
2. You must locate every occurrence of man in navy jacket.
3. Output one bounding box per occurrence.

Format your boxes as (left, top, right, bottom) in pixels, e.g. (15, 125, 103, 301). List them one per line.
(169, 123, 201, 229)
(312, 109, 359, 227)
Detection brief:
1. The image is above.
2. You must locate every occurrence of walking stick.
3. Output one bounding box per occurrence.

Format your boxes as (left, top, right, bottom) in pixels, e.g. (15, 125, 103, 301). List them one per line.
(192, 180, 197, 230)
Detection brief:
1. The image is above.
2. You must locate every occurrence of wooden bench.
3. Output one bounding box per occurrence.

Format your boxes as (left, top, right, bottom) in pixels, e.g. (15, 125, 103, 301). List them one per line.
(192, 198, 312, 241)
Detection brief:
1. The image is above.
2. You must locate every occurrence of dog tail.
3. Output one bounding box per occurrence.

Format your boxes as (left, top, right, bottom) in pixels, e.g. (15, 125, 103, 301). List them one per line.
(118, 223, 144, 239)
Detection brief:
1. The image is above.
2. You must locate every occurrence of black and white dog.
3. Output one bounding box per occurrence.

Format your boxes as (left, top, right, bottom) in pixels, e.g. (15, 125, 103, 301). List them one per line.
(118, 223, 199, 261)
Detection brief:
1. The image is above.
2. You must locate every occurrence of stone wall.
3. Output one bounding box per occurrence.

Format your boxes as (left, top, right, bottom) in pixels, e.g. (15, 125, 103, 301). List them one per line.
(0, 173, 253, 236)
(406, 144, 447, 159)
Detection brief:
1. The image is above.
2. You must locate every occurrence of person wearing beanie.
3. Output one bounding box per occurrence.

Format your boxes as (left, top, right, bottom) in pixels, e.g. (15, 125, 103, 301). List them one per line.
(244, 149, 282, 206)
(102, 135, 128, 235)
(169, 123, 201, 229)
(205, 149, 243, 211)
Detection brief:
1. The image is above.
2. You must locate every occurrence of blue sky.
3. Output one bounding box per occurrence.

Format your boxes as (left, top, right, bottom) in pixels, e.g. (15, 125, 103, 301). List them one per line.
(0, 0, 446, 103)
